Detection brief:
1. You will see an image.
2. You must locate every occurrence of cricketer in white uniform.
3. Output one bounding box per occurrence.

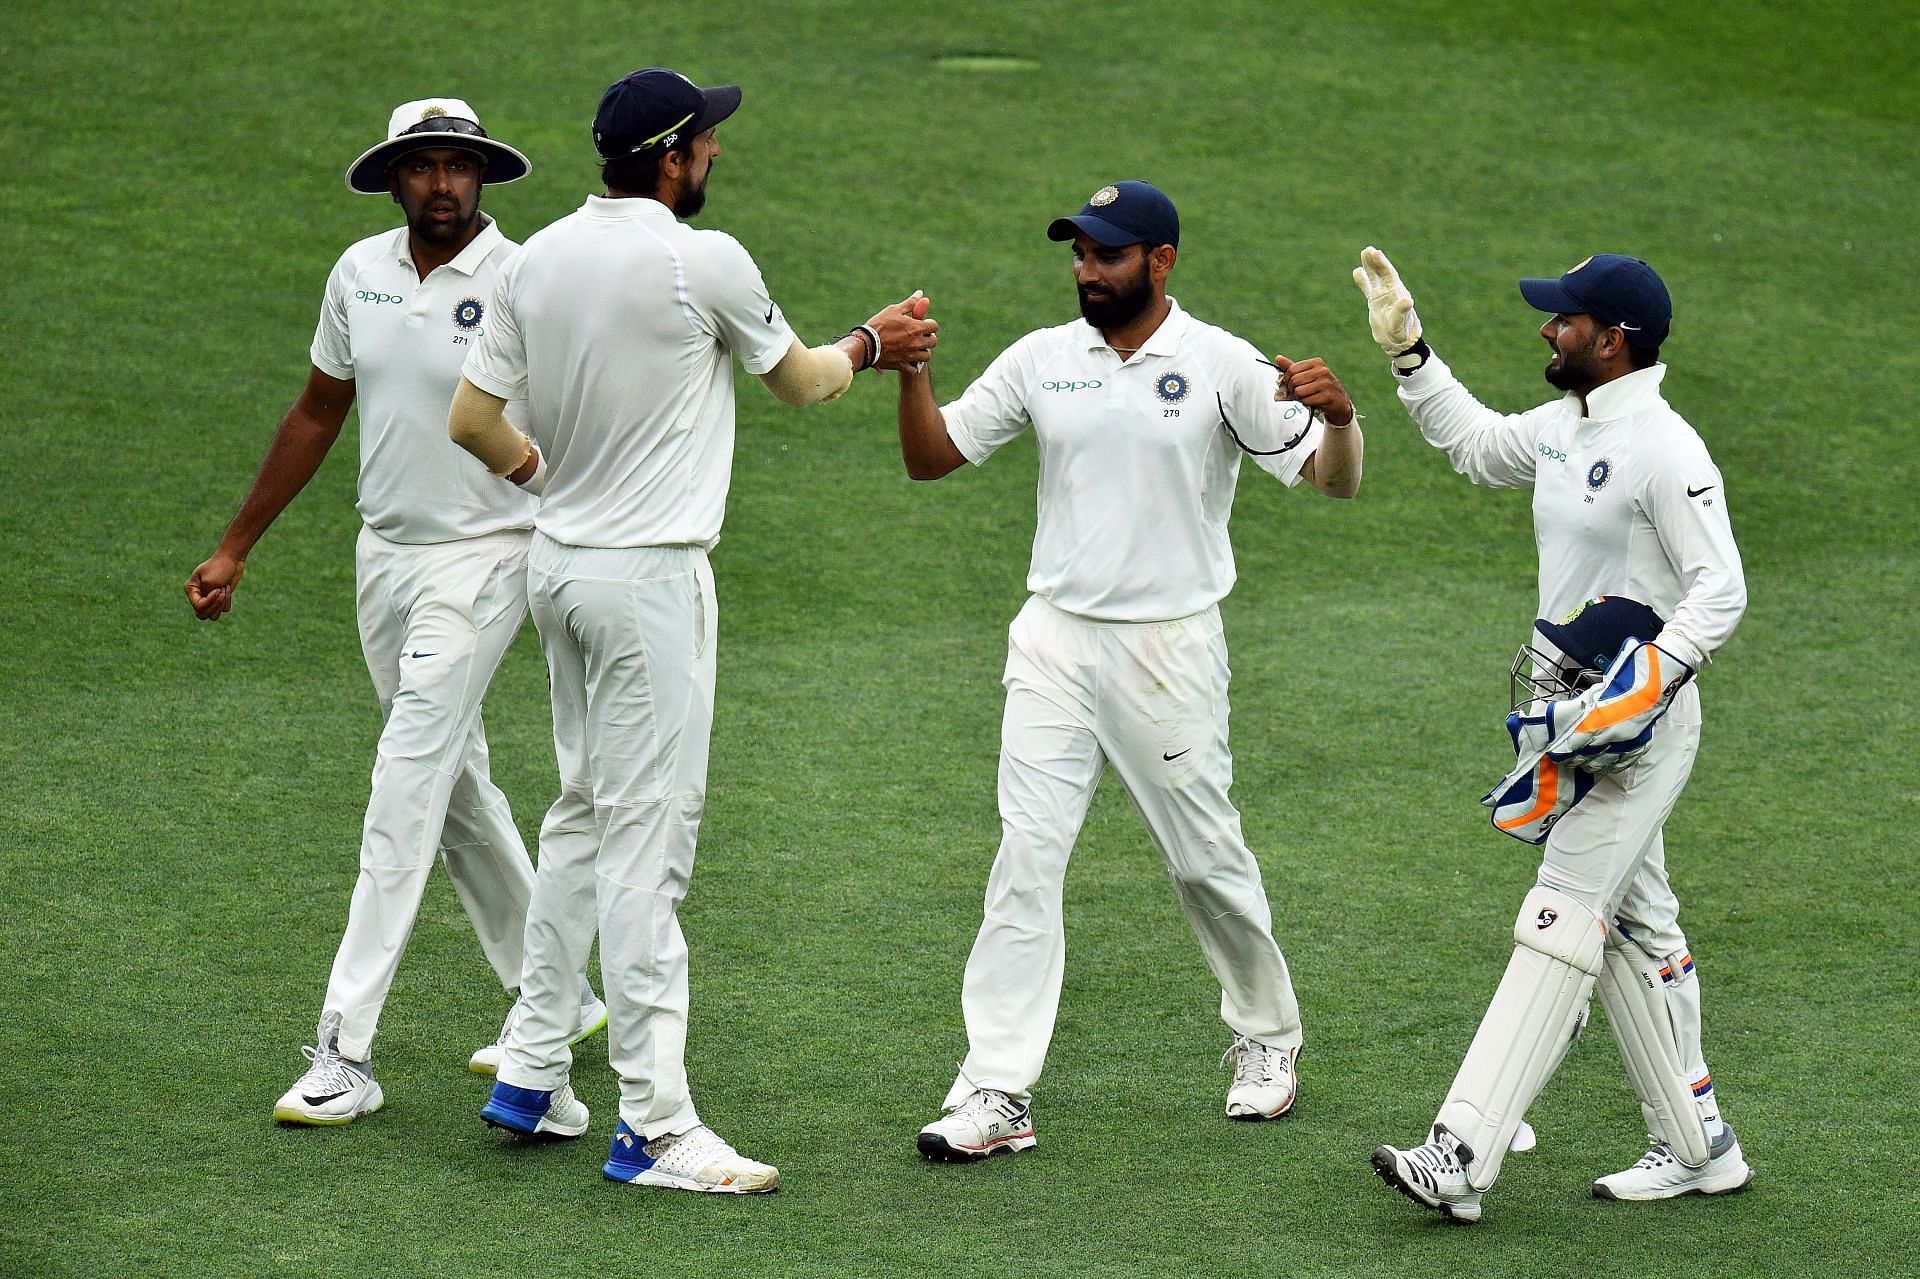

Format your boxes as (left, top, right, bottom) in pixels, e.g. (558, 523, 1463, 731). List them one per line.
(186, 98, 603, 1126)
(897, 181, 1365, 1161)
(1356, 249, 1753, 1221)
(447, 67, 938, 1191)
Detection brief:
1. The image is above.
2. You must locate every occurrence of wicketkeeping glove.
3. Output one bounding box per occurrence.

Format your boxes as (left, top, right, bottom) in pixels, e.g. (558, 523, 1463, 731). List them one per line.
(1483, 730, 1597, 845)
(1352, 246, 1423, 359)
(1542, 638, 1694, 768)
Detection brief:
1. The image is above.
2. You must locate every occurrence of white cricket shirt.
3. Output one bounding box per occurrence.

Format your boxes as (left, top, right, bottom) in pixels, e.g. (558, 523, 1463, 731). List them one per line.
(941, 299, 1326, 622)
(461, 195, 795, 550)
(1396, 355, 1746, 669)
(310, 215, 535, 544)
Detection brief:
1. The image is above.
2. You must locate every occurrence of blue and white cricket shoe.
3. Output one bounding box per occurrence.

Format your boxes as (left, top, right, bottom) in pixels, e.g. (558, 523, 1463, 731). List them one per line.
(480, 1081, 589, 1138)
(602, 1121, 780, 1193)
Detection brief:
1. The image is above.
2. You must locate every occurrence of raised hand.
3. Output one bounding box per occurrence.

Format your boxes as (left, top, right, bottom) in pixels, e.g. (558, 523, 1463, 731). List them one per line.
(1353, 246, 1422, 357)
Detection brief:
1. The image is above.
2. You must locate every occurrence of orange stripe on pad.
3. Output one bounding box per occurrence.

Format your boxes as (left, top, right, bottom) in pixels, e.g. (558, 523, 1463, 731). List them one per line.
(1495, 760, 1558, 831)
(1576, 648, 1663, 732)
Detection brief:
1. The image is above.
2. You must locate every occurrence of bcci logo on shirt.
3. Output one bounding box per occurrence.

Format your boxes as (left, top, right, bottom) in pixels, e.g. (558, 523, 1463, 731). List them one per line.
(1155, 371, 1191, 403)
(452, 297, 485, 331)
(1587, 457, 1613, 491)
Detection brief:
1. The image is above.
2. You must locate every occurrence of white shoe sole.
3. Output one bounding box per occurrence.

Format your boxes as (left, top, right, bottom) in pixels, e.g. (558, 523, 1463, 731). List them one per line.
(917, 1129, 1038, 1161)
(1226, 1092, 1297, 1121)
(1593, 1162, 1754, 1201)
(627, 1167, 780, 1194)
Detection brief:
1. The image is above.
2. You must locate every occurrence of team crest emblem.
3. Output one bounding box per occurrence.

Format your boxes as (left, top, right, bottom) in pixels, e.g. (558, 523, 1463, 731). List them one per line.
(452, 297, 485, 330)
(1586, 457, 1613, 491)
(1559, 597, 1606, 625)
(1090, 185, 1119, 207)
(420, 105, 448, 122)
(1155, 371, 1191, 403)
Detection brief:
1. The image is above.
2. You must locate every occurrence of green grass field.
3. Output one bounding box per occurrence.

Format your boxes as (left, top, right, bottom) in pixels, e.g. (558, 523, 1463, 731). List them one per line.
(4, 1, 1917, 1274)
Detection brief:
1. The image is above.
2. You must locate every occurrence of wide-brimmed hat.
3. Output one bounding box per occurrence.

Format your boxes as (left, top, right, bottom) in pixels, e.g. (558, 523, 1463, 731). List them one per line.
(346, 97, 531, 194)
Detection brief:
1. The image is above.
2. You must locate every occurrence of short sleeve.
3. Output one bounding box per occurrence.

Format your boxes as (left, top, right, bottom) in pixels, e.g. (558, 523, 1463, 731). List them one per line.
(308, 252, 355, 380)
(941, 334, 1040, 466)
(1217, 339, 1321, 487)
(689, 232, 797, 375)
(461, 260, 527, 400)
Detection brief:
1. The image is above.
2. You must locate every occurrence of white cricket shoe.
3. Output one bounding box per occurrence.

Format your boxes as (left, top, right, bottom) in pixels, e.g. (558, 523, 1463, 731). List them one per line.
(273, 1013, 383, 1126)
(602, 1121, 779, 1193)
(468, 989, 610, 1076)
(1223, 1035, 1300, 1119)
(1593, 1124, 1754, 1201)
(917, 1089, 1037, 1161)
(1372, 1123, 1483, 1223)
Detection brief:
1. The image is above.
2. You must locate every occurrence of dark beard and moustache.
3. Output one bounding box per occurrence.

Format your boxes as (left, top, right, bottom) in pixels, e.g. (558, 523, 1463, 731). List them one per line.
(1543, 335, 1603, 393)
(675, 172, 708, 218)
(410, 201, 478, 245)
(1077, 264, 1153, 330)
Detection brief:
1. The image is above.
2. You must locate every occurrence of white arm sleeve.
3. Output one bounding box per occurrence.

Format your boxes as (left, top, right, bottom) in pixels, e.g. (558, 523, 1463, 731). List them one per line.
(1396, 353, 1545, 489)
(756, 338, 856, 407)
(1640, 443, 1747, 668)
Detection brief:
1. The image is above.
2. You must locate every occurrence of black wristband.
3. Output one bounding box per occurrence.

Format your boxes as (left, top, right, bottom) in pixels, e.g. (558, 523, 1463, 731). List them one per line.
(1392, 338, 1431, 376)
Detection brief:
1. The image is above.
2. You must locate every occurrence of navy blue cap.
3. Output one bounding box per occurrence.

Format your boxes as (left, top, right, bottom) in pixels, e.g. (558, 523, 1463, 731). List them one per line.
(1534, 596, 1665, 671)
(1047, 180, 1179, 250)
(593, 68, 741, 159)
(1519, 254, 1671, 349)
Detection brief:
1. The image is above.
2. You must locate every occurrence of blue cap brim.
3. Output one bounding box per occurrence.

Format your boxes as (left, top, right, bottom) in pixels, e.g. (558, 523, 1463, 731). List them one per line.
(1519, 276, 1583, 316)
(694, 84, 742, 134)
(1047, 214, 1144, 247)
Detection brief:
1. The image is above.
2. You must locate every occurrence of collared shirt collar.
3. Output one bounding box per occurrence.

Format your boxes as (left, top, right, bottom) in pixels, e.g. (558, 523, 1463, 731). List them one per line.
(583, 193, 678, 221)
(1583, 363, 1668, 421)
(1078, 296, 1189, 358)
(394, 212, 502, 276)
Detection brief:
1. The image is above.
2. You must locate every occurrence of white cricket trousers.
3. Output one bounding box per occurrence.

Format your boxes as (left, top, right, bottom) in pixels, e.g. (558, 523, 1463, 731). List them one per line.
(1534, 682, 1719, 1122)
(946, 595, 1303, 1108)
(500, 537, 714, 1140)
(323, 526, 537, 1061)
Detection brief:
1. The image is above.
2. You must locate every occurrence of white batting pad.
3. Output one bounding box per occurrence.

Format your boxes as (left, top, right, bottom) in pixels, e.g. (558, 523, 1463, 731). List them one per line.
(1597, 931, 1712, 1167)
(1436, 885, 1607, 1191)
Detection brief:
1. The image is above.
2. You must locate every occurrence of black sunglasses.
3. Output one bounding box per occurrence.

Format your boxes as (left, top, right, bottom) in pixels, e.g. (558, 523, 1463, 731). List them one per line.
(398, 116, 489, 138)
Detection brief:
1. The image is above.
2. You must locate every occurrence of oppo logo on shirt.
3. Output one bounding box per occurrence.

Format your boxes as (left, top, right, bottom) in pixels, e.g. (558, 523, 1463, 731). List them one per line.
(1537, 442, 1567, 462)
(1042, 379, 1103, 393)
(355, 290, 404, 305)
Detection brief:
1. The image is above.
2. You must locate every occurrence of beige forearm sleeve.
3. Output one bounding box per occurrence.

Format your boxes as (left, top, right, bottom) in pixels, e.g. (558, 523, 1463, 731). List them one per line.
(756, 338, 856, 407)
(448, 377, 533, 476)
